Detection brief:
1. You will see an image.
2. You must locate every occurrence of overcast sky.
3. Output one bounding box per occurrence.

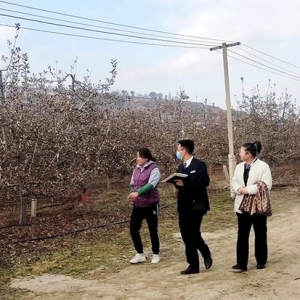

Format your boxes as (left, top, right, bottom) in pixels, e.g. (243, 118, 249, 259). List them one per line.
(1, 0, 300, 109)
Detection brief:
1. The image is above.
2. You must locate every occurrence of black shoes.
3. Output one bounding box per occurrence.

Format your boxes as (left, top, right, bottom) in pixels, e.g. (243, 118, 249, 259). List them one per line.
(232, 263, 266, 271)
(257, 264, 265, 269)
(180, 266, 199, 275)
(180, 255, 212, 275)
(204, 256, 213, 269)
(232, 264, 247, 272)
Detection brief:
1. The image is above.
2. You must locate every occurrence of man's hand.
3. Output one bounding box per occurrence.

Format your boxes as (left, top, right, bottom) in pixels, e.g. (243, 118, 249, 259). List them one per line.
(174, 179, 184, 186)
(127, 192, 139, 200)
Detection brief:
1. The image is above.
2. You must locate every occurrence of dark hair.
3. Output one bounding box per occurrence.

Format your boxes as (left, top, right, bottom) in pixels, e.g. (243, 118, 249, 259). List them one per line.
(178, 139, 194, 154)
(242, 141, 262, 158)
(137, 148, 156, 162)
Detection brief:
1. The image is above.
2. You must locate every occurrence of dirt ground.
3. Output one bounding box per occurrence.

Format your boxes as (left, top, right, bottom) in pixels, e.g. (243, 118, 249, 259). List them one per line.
(9, 187, 300, 300)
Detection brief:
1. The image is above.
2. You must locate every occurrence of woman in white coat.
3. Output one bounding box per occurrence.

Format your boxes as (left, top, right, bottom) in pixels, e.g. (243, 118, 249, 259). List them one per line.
(231, 141, 272, 272)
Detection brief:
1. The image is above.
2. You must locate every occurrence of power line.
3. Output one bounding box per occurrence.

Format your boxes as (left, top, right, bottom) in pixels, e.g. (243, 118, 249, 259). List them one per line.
(0, 7, 223, 45)
(216, 50, 300, 82)
(2, 1, 300, 76)
(0, 23, 209, 49)
(237, 46, 300, 77)
(228, 50, 300, 81)
(0, 0, 235, 43)
(242, 44, 300, 69)
(2, 1, 299, 83)
(0, 13, 217, 47)
(227, 49, 300, 79)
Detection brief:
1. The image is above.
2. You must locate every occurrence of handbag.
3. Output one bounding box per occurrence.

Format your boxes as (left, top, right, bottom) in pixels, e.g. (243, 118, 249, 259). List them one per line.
(239, 181, 272, 216)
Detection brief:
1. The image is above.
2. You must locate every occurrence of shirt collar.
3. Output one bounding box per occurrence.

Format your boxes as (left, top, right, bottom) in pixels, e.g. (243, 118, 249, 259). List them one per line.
(137, 160, 154, 170)
(244, 157, 259, 169)
(184, 156, 193, 168)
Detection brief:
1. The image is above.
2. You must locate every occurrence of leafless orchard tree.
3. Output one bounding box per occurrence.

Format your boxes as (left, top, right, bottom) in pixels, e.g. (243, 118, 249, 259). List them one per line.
(234, 79, 300, 165)
(1, 28, 299, 225)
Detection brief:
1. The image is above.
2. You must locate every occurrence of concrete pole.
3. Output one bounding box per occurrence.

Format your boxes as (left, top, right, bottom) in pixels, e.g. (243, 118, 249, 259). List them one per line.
(31, 199, 37, 217)
(222, 43, 236, 197)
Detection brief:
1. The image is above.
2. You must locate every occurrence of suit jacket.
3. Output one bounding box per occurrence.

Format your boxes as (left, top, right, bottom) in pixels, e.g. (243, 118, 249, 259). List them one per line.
(231, 158, 272, 213)
(175, 157, 210, 215)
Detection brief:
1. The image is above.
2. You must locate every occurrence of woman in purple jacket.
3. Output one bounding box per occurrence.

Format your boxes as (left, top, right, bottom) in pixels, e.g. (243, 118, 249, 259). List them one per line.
(127, 148, 161, 264)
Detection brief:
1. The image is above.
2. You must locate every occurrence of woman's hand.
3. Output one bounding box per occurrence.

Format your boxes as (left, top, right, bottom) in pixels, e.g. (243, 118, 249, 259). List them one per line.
(127, 192, 139, 200)
(239, 187, 248, 195)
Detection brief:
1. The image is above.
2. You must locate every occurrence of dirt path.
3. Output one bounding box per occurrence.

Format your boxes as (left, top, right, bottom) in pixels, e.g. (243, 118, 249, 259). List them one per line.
(10, 188, 300, 300)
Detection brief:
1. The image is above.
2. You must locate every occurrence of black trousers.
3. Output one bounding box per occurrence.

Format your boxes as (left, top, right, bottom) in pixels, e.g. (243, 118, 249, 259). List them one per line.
(179, 210, 211, 270)
(130, 204, 160, 255)
(236, 212, 268, 268)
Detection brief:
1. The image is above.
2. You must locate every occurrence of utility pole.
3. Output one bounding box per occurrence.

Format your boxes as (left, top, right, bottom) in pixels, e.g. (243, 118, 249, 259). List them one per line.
(210, 42, 240, 197)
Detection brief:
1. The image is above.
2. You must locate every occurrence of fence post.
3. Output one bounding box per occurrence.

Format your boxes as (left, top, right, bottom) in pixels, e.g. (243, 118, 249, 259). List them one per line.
(31, 199, 37, 217)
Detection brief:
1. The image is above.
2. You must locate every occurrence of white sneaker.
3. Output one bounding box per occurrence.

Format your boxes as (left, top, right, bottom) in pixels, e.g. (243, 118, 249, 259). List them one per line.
(130, 253, 146, 264)
(151, 254, 160, 264)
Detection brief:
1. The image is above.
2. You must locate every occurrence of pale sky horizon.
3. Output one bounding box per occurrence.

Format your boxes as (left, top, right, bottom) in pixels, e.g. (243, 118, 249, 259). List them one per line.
(1, 0, 300, 110)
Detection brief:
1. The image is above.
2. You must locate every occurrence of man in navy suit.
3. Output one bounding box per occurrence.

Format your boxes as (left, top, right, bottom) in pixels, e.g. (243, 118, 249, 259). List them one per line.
(174, 139, 213, 275)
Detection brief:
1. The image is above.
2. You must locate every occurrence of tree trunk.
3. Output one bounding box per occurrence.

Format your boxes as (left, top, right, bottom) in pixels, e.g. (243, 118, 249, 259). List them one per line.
(173, 186, 178, 198)
(106, 175, 111, 190)
(223, 165, 230, 183)
(208, 164, 213, 176)
(83, 202, 90, 213)
(20, 195, 27, 225)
